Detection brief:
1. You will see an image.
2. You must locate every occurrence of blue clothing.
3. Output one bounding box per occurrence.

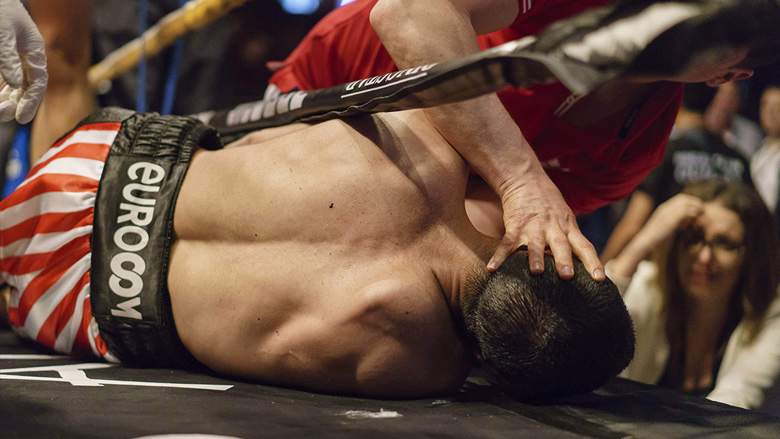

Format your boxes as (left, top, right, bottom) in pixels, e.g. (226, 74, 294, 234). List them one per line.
(1, 125, 31, 199)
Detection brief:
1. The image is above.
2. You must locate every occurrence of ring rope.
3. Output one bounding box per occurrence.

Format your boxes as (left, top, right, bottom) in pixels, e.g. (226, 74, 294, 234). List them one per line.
(88, 0, 248, 88)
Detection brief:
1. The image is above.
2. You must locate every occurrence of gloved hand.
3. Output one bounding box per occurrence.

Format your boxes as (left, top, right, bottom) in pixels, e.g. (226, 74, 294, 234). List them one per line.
(0, 0, 47, 124)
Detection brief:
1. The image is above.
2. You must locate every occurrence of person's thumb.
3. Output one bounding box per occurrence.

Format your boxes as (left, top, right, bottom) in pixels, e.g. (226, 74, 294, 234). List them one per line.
(15, 49, 47, 124)
(0, 86, 20, 122)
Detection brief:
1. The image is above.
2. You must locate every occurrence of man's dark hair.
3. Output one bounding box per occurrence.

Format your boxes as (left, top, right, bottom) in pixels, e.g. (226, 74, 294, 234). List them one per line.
(462, 251, 635, 400)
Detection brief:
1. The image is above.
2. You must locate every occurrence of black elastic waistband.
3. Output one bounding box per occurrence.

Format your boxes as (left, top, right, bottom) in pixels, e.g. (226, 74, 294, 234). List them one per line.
(89, 108, 222, 368)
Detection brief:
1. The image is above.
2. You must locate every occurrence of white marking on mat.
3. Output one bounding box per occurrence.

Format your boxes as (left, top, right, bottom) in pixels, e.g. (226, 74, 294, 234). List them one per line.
(0, 362, 234, 390)
(343, 409, 403, 419)
(59, 369, 103, 387)
(0, 354, 67, 360)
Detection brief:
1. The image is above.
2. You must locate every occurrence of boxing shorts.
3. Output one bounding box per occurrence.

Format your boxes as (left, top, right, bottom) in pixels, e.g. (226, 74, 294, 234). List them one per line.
(0, 108, 222, 367)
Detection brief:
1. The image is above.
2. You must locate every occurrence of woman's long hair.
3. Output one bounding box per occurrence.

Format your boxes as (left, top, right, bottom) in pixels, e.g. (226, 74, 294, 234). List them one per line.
(653, 180, 779, 386)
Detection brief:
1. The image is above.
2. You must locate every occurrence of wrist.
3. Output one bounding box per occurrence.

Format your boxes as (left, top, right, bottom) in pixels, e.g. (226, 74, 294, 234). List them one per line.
(425, 99, 541, 192)
(627, 229, 659, 258)
(494, 159, 548, 194)
(609, 236, 652, 281)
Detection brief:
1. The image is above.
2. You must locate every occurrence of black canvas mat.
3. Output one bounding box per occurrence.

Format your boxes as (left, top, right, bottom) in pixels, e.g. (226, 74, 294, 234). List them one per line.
(1, 330, 779, 438)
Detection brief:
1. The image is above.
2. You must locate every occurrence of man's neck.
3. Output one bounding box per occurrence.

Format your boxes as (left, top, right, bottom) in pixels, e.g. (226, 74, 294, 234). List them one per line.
(428, 232, 497, 326)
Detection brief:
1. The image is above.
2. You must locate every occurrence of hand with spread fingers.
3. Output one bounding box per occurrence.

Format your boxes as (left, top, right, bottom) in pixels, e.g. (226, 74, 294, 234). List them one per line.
(368, 0, 605, 282)
(489, 167, 605, 281)
(0, 0, 47, 124)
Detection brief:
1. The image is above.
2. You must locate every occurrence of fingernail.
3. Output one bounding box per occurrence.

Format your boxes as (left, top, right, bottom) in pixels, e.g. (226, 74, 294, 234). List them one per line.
(593, 268, 605, 280)
(562, 266, 574, 277)
(532, 262, 543, 272)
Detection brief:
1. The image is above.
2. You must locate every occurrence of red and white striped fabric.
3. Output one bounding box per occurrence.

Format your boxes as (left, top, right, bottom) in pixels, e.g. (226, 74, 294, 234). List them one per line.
(0, 122, 121, 361)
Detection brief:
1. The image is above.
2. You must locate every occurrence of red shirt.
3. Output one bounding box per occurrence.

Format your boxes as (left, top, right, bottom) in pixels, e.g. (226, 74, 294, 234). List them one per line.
(270, 0, 683, 214)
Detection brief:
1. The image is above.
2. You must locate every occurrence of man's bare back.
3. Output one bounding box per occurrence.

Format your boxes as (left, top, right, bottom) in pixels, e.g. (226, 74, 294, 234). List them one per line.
(168, 110, 488, 397)
(1, 107, 634, 400)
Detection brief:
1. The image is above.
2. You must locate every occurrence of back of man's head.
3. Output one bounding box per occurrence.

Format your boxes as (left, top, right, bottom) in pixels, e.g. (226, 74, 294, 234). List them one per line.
(462, 251, 635, 400)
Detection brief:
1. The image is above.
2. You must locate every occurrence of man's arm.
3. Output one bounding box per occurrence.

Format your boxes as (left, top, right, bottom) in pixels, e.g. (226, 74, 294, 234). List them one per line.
(28, 0, 95, 162)
(369, 0, 603, 280)
(601, 136, 676, 263)
(606, 193, 703, 282)
(599, 191, 654, 263)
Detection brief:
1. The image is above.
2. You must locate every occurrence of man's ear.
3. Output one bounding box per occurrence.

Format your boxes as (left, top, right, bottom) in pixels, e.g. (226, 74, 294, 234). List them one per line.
(731, 69, 754, 82)
(706, 68, 754, 86)
(706, 76, 729, 87)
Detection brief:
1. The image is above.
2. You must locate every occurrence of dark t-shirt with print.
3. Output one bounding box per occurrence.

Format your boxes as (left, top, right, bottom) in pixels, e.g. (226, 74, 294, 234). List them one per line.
(639, 127, 753, 206)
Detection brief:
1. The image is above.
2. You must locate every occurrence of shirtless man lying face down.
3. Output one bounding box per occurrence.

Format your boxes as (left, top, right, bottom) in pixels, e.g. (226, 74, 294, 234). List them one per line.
(0, 107, 634, 399)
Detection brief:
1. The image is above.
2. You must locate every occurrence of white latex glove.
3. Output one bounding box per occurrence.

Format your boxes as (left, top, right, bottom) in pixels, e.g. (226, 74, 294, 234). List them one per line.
(0, 0, 47, 124)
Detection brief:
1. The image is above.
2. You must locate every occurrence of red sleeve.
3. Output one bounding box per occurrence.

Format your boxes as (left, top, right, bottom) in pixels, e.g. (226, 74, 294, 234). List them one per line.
(270, 0, 397, 92)
(479, 0, 612, 46)
(269, 0, 679, 216)
(271, 0, 613, 91)
(553, 84, 683, 214)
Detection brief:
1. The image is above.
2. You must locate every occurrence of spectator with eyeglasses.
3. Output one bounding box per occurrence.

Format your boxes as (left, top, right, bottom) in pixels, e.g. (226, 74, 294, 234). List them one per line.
(605, 179, 780, 409)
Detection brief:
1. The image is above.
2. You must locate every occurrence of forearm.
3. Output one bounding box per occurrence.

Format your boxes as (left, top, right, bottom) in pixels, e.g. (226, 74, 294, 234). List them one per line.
(370, 0, 517, 65)
(29, 0, 95, 160)
(600, 224, 639, 264)
(371, 0, 606, 278)
(370, 0, 539, 192)
(606, 230, 657, 282)
(600, 192, 655, 262)
(432, 101, 543, 199)
(610, 191, 706, 280)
